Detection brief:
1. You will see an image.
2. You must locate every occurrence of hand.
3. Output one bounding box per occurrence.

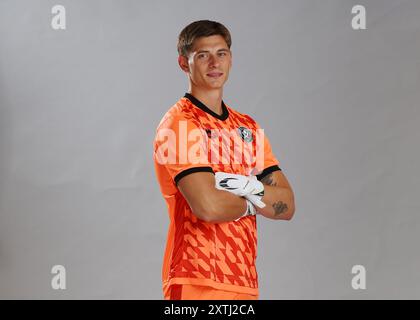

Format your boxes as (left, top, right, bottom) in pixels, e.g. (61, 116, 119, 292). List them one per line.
(215, 172, 266, 208)
(234, 199, 257, 221)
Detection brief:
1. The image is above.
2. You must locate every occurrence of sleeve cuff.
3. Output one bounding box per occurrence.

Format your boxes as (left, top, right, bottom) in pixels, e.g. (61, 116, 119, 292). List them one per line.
(174, 167, 215, 185)
(256, 165, 281, 181)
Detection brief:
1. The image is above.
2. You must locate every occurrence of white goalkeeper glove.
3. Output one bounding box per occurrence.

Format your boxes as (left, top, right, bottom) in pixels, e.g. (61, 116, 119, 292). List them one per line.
(234, 198, 257, 221)
(214, 172, 266, 209)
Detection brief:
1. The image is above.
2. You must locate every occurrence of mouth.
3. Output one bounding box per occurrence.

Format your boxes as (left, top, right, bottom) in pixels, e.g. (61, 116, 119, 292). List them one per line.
(207, 72, 223, 78)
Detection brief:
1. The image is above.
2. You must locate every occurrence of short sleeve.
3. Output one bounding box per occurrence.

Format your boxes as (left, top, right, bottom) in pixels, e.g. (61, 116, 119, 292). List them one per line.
(153, 115, 214, 185)
(254, 122, 282, 181)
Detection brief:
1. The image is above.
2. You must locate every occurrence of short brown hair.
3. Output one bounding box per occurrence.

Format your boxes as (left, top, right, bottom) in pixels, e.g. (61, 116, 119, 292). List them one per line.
(177, 20, 232, 57)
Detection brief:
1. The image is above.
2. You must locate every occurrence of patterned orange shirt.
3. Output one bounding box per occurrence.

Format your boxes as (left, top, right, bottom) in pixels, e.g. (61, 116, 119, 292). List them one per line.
(153, 93, 281, 296)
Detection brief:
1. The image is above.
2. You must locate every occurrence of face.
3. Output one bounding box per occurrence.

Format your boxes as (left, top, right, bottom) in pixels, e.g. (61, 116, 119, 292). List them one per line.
(179, 35, 232, 90)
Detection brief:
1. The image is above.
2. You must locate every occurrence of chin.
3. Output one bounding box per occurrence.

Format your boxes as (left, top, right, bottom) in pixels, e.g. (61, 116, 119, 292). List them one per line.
(206, 84, 224, 90)
(207, 80, 228, 89)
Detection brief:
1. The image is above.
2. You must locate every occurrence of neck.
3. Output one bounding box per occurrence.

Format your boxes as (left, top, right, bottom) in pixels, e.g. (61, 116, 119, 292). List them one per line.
(188, 85, 224, 116)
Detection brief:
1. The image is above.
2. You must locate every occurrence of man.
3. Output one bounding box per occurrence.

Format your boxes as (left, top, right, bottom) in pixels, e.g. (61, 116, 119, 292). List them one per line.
(153, 20, 295, 300)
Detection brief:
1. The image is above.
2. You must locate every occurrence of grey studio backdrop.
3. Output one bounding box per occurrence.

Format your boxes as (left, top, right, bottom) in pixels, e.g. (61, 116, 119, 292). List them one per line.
(0, 0, 419, 299)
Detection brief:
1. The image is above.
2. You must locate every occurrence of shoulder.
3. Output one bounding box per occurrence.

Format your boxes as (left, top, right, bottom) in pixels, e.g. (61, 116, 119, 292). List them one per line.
(225, 103, 260, 128)
(156, 97, 196, 131)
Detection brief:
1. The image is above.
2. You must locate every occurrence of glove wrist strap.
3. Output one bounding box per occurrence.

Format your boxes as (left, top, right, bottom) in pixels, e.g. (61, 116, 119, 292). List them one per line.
(235, 199, 257, 221)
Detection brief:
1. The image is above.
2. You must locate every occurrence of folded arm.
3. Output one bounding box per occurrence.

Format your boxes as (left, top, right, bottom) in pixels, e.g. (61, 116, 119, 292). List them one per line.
(177, 171, 248, 223)
(257, 170, 295, 220)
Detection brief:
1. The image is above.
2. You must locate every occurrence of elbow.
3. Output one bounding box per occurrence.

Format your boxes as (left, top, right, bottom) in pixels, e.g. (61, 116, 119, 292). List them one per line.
(283, 207, 295, 221)
(286, 197, 296, 220)
(192, 201, 220, 223)
(194, 209, 213, 223)
(277, 207, 294, 221)
(286, 189, 295, 221)
(201, 204, 222, 223)
(282, 193, 295, 221)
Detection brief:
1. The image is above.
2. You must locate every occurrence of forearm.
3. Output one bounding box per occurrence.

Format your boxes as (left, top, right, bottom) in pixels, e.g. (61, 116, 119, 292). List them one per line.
(207, 189, 248, 223)
(257, 185, 295, 220)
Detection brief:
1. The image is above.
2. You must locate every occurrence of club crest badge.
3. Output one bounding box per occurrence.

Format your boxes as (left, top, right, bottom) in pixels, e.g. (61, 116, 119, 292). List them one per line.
(238, 126, 253, 142)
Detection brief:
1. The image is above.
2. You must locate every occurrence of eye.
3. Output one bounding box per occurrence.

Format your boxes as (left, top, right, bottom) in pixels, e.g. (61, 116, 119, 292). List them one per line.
(197, 53, 208, 59)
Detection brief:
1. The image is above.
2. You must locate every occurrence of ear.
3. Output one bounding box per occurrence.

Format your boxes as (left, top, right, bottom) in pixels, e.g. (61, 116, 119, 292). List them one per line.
(178, 55, 189, 73)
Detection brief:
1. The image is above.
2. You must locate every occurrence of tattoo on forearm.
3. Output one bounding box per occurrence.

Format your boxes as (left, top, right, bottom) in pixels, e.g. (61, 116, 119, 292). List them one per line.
(273, 201, 288, 216)
(261, 173, 277, 186)
(261, 173, 289, 216)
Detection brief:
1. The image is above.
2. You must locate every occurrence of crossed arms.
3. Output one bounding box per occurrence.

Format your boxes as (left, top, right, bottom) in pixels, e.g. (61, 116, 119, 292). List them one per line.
(178, 170, 295, 223)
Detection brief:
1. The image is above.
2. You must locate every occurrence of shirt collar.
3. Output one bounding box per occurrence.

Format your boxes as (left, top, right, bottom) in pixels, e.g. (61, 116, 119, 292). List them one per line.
(184, 93, 229, 121)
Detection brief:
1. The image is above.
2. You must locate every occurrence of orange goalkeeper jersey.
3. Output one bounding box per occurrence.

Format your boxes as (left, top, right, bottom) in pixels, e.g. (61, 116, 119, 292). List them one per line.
(153, 93, 281, 296)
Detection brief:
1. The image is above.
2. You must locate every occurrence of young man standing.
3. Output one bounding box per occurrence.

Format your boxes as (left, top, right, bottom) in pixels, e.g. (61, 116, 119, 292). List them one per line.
(153, 20, 295, 300)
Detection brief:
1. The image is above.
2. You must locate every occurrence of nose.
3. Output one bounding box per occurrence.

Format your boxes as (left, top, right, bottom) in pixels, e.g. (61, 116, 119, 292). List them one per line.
(208, 54, 220, 68)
